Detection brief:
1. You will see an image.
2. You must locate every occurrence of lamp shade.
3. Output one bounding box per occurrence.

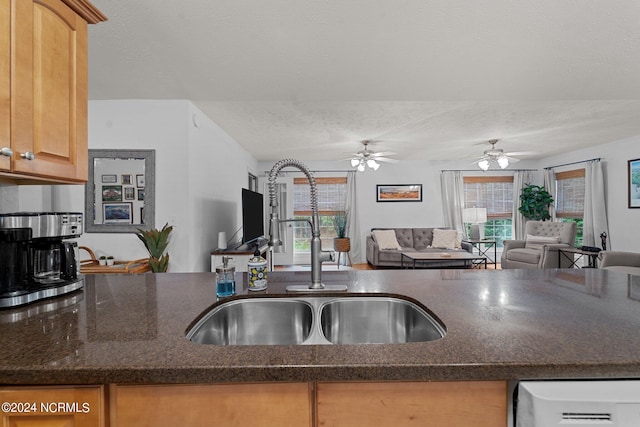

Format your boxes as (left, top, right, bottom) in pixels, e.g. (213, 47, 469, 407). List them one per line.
(462, 207, 487, 224)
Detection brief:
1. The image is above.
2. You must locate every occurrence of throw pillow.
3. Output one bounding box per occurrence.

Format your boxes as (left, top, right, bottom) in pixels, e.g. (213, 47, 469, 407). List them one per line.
(525, 234, 560, 250)
(430, 229, 461, 250)
(372, 230, 402, 250)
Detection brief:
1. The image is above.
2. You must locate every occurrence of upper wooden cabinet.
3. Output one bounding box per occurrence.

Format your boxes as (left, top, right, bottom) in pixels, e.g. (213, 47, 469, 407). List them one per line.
(1, 0, 106, 184)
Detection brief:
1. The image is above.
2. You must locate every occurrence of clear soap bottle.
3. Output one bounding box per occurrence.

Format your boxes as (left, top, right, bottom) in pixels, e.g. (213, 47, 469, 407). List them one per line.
(216, 256, 235, 298)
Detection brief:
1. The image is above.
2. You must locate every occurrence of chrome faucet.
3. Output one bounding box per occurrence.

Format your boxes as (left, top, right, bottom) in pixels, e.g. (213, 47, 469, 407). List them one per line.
(268, 159, 347, 292)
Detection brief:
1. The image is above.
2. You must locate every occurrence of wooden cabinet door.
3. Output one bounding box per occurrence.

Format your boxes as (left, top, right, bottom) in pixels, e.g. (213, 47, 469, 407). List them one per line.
(0, 385, 105, 427)
(0, 0, 10, 172)
(316, 381, 507, 427)
(111, 383, 313, 427)
(11, 0, 88, 182)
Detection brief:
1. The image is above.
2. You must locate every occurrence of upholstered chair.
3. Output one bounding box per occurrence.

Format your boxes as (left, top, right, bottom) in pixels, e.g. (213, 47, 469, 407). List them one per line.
(501, 221, 577, 269)
(598, 251, 640, 276)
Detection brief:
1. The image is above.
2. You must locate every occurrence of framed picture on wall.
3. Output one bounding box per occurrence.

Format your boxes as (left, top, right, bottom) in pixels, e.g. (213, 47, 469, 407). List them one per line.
(101, 174, 117, 184)
(376, 184, 423, 202)
(124, 187, 135, 200)
(122, 174, 132, 185)
(629, 158, 640, 208)
(103, 203, 133, 224)
(136, 174, 145, 188)
(101, 185, 123, 202)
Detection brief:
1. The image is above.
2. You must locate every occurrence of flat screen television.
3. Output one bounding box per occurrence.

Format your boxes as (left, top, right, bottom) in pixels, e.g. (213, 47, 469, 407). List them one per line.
(241, 188, 265, 246)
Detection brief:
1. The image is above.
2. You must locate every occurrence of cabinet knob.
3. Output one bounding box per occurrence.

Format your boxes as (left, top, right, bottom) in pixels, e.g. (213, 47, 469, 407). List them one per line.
(1, 147, 13, 157)
(20, 151, 36, 160)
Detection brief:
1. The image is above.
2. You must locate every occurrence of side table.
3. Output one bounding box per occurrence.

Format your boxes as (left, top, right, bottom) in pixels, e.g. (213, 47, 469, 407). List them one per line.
(463, 239, 497, 267)
(558, 247, 600, 268)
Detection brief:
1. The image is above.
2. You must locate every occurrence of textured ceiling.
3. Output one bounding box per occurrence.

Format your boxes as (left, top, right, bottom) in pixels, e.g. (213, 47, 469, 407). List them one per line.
(87, 1, 640, 162)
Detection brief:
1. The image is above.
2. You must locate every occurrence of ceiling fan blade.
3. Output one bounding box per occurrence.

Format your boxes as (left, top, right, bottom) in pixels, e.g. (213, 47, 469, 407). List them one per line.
(375, 157, 399, 164)
(370, 151, 397, 158)
(505, 151, 536, 156)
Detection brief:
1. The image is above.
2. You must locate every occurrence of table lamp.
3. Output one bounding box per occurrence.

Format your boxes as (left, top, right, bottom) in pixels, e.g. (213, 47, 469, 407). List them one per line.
(463, 207, 487, 240)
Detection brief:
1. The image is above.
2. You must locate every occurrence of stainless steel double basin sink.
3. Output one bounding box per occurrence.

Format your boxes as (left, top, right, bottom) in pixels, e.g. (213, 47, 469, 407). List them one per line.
(186, 295, 446, 345)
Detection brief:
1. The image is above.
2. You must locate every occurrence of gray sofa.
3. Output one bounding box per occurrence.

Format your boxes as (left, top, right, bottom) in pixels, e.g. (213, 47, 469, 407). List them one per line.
(599, 251, 640, 276)
(366, 227, 473, 268)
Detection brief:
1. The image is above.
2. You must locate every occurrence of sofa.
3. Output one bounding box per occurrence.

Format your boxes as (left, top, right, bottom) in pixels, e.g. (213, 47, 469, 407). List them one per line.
(366, 227, 473, 268)
(598, 251, 640, 276)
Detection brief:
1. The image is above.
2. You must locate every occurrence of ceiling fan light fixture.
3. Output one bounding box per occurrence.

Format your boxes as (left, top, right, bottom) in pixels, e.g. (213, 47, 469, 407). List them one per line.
(350, 158, 360, 167)
(367, 159, 380, 170)
(478, 159, 490, 171)
(356, 161, 366, 172)
(497, 156, 509, 169)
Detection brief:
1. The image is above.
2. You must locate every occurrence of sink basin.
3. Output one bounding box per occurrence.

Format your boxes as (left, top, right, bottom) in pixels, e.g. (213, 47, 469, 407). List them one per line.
(319, 297, 445, 344)
(187, 299, 313, 345)
(187, 295, 445, 345)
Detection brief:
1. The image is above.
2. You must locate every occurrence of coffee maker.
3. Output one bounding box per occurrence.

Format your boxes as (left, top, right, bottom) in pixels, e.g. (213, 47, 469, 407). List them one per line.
(0, 212, 83, 308)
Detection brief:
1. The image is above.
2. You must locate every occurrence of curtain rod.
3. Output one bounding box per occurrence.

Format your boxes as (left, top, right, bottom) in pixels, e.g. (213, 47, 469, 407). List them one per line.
(544, 157, 602, 170)
(440, 169, 537, 172)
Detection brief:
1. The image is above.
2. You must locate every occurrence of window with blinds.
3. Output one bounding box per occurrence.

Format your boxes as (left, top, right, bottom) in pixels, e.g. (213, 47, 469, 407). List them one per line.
(293, 177, 347, 252)
(555, 169, 585, 246)
(463, 176, 514, 247)
(463, 176, 514, 219)
(555, 169, 585, 218)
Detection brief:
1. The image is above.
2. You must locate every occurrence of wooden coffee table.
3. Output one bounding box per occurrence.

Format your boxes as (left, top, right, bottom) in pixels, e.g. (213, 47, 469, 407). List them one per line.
(401, 251, 487, 269)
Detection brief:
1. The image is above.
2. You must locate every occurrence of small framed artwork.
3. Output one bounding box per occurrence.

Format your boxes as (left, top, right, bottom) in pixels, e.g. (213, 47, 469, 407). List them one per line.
(101, 174, 117, 184)
(101, 185, 123, 202)
(136, 174, 145, 188)
(629, 158, 640, 208)
(122, 174, 132, 185)
(376, 184, 423, 202)
(140, 207, 144, 224)
(103, 203, 133, 224)
(137, 188, 145, 201)
(124, 187, 135, 200)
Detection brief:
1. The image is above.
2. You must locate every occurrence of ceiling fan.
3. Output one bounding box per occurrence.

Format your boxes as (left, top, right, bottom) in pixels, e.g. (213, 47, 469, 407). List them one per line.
(475, 139, 529, 171)
(348, 141, 398, 172)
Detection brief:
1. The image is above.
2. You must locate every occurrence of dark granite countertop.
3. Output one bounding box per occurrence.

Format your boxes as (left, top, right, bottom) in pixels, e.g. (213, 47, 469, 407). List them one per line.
(1, 268, 640, 385)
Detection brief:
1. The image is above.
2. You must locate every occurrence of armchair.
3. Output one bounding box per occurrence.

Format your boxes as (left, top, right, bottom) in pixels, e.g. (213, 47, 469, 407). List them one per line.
(501, 221, 577, 269)
(598, 251, 640, 276)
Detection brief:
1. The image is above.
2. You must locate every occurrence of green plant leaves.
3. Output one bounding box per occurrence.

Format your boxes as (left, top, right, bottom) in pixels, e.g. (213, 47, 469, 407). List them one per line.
(136, 223, 173, 272)
(518, 184, 553, 221)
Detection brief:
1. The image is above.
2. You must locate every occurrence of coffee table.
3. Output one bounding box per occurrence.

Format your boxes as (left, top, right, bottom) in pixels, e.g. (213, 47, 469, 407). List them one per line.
(401, 251, 488, 269)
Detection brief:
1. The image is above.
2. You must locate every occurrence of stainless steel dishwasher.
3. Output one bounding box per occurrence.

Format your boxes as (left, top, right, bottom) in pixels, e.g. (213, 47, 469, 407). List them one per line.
(512, 380, 640, 426)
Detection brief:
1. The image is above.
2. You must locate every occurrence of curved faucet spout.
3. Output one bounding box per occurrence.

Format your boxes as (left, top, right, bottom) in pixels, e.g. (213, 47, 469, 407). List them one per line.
(267, 159, 343, 291)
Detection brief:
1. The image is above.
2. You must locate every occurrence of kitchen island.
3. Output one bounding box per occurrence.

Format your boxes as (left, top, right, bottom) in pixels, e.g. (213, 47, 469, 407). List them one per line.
(1, 268, 640, 426)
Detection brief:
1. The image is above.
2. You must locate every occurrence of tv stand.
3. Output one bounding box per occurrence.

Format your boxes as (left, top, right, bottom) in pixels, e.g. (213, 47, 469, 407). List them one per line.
(211, 240, 271, 273)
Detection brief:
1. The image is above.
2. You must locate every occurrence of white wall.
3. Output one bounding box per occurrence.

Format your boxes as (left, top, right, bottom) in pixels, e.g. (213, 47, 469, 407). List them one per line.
(538, 136, 640, 252)
(51, 100, 258, 272)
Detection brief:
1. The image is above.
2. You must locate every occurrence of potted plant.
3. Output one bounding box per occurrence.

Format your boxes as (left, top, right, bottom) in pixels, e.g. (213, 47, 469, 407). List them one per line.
(106, 255, 115, 266)
(136, 223, 173, 272)
(518, 184, 554, 221)
(332, 211, 350, 253)
(99, 255, 107, 266)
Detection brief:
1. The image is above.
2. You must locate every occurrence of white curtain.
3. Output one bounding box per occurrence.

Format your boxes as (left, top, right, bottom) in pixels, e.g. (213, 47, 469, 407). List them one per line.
(440, 171, 466, 236)
(543, 168, 557, 220)
(512, 171, 532, 240)
(583, 160, 609, 248)
(344, 171, 361, 265)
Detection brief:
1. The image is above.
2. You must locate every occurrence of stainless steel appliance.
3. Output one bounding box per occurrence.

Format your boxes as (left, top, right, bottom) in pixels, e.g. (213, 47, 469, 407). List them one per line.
(0, 212, 83, 308)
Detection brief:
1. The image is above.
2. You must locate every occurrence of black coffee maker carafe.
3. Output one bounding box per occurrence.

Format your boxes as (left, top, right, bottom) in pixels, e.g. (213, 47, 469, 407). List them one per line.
(0, 212, 84, 308)
(0, 228, 31, 294)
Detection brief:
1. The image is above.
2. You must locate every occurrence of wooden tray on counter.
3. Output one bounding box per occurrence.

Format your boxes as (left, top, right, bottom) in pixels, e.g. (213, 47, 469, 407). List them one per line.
(79, 246, 150, 274)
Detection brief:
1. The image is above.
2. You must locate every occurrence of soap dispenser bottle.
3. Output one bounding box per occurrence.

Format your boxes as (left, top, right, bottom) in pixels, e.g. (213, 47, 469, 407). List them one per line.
(247, 249, 267, 291)
(216, 256, 235, 297)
